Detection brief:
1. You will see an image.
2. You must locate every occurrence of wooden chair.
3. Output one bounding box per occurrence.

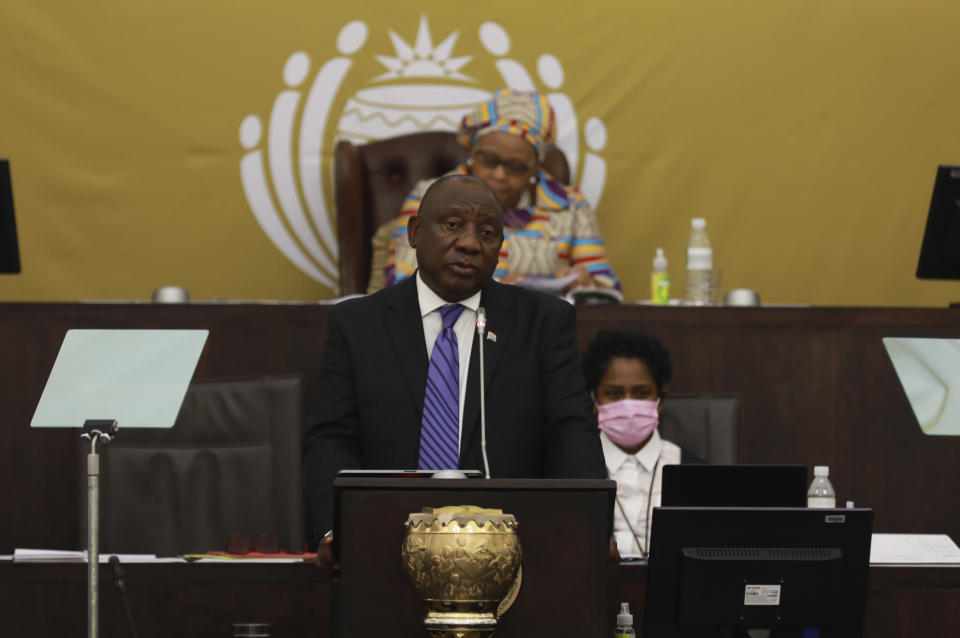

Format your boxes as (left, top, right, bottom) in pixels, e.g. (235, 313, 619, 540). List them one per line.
(82, 376, 304, 555)
(659, 393, 742, 463)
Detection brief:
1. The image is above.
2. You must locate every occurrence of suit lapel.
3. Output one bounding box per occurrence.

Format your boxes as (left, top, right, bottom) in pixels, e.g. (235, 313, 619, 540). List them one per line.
(461, 281, 516, 464)
(385, 277, 429, 423)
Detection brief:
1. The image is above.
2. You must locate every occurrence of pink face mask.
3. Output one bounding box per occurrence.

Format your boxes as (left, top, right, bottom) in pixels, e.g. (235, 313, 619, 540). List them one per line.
(596, 399, 660, 450)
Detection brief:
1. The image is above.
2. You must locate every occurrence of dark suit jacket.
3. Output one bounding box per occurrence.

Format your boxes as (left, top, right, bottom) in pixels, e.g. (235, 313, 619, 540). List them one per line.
(302, 276, 606, 537)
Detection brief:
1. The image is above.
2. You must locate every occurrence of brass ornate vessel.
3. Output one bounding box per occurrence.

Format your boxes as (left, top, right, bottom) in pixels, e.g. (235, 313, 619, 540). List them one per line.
(401, 505, 522, 638)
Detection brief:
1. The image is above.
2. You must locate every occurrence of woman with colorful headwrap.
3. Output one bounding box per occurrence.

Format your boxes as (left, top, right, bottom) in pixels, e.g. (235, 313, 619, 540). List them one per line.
(382, 89, 621, 295)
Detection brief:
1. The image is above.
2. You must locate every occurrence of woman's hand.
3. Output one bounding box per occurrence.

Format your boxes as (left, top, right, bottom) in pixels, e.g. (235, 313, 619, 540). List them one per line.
(555, 264, 593, 292)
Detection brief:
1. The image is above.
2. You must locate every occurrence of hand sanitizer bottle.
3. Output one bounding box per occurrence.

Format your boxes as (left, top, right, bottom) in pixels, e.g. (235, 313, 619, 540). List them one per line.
(651, 248, 670, 305)
(614, 602, 636, 637)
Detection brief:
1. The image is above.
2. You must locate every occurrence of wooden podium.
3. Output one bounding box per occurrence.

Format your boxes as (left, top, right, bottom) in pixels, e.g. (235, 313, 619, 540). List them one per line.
(333, 477, 616, 637)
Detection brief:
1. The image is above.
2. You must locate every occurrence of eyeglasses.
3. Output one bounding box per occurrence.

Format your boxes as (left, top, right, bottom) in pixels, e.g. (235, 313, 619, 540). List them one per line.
(471, 149, 536, 177)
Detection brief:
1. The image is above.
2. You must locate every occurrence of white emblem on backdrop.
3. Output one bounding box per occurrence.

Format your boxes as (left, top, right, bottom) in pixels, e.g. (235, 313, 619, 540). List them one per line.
(239, 16, 608, 289)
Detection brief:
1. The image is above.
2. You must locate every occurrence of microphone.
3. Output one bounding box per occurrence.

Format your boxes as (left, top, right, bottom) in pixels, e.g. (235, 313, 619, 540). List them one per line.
(476, 307, 491, 479)
(109, 556, 140, 638)
(109, 555, 126, 594)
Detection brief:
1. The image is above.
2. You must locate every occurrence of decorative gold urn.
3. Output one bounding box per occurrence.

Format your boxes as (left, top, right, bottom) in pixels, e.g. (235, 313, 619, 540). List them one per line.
(401, 505, 522, 638)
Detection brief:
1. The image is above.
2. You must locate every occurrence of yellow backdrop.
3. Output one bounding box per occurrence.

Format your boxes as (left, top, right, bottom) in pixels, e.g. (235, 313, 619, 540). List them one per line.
(2, 1, 959, 305)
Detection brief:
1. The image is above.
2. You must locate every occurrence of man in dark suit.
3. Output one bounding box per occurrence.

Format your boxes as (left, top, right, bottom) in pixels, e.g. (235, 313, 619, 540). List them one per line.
(303, 174, 605, 555)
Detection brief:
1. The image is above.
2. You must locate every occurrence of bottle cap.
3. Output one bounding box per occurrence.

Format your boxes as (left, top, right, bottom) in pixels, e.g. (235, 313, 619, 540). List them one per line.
(691, 218, 706, 230)
(814, 465, 829, 477)
(653, 248, 667, 268)
(617, 601, 633, 625)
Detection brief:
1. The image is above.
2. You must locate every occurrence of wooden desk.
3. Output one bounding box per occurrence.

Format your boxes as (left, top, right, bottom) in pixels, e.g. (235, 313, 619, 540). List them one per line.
(0, 560, 331, 637)
(1, 561, 956, 637)
(2, 303, 959, 552)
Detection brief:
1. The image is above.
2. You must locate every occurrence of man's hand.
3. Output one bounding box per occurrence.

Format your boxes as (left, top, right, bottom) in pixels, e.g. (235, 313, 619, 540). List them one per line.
(314, 532, 341, 574)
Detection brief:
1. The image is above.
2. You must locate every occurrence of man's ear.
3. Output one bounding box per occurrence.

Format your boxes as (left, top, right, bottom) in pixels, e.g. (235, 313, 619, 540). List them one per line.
(407, 215, 420, 248)
(657, 386, 668, 412)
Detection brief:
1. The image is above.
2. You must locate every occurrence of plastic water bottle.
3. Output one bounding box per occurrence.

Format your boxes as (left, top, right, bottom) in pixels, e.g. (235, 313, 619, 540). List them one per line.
(684, 218, 712, 306)
(651, 248, 670, 305)
(614, 602, 636, 638)
(807, 465, 836, 508)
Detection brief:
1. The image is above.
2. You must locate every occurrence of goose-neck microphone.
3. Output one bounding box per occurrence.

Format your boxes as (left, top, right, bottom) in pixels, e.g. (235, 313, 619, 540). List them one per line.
(476, 307, 491, 479)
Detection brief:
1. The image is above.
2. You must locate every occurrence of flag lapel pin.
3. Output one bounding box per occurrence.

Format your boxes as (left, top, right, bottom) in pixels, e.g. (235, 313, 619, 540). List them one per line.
(487, 331, 497, 343)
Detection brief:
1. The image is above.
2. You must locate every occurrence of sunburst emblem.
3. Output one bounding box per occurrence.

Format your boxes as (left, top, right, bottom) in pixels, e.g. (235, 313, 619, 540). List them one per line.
(238, 16, 610, 292)
(375, 16, 472, 81)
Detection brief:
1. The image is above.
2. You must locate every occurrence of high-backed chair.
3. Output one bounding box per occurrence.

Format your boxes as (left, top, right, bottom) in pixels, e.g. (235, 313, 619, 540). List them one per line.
(82, 376, 304, 555)
(659, 394, 742, 464)
(334, 131, 570, 295)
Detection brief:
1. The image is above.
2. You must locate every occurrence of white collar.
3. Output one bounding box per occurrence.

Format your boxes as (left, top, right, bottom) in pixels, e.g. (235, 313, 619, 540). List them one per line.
(600, 428, 665, 475)
(416, 271, 482, 318)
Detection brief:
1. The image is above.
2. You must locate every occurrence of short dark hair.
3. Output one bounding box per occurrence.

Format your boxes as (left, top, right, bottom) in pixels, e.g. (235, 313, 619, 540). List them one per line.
(419, 173, 503, 219)
(582, 330, 672, 395)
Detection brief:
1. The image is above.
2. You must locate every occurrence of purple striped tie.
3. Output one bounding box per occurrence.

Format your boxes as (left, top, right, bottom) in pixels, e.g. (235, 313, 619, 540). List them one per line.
(418, 304, 465, 470)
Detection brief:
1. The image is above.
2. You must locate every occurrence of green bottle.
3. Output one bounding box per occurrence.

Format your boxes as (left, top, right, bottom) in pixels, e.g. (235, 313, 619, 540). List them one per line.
(651, 248, 670, 305)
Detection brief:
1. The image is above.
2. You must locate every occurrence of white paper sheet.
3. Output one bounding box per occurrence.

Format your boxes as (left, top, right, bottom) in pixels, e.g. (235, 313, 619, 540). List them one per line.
(869, 533, 960, 564)
(513, 272, 580, 295)
(13, 549, 185, 563)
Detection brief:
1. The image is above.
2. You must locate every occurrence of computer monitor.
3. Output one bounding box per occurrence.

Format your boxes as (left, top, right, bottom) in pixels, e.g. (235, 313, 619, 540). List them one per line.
(661, 465, 808, 507)
(0, 159, 20, 274)
(916, 165, 960, 280)
(644, 507, 873, 638)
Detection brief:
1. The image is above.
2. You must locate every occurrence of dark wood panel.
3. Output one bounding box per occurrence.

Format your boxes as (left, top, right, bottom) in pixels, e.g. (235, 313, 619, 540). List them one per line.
(1, 562, 955, 637)
(0, 562, 331, 638)
(2, 303, 959, 554)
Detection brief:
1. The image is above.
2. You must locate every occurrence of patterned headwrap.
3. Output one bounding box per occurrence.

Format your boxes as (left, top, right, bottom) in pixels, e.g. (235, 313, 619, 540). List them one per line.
(457, 89, 556, 161)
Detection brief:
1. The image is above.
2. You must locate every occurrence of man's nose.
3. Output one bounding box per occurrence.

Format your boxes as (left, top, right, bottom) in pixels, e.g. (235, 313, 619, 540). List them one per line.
(455, 226, 482, 252)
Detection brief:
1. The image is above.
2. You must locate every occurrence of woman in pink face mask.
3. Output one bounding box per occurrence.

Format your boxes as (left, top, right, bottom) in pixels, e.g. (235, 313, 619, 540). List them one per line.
(583, 331, 699, 558)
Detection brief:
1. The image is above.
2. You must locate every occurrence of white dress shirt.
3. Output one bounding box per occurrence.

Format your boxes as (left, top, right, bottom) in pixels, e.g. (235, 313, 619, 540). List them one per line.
(601, 428, 681, 556)
(416, 272, 480, 451)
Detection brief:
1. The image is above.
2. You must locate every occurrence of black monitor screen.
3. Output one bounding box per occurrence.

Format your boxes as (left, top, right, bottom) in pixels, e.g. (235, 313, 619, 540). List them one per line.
(644, 507, 873, 638)
(1, 159, 20, 274)
(916, 165, 960, 279)
(661, 465, 808, 508)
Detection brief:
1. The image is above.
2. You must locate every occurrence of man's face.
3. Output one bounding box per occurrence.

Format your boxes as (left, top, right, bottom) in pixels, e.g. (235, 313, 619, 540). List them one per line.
(408, 180, 504, 302)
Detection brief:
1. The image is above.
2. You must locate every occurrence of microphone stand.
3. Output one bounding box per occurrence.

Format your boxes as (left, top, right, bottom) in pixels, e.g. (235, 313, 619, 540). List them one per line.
(81, 419, 118, 638)
(476, 307, 491, 479)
